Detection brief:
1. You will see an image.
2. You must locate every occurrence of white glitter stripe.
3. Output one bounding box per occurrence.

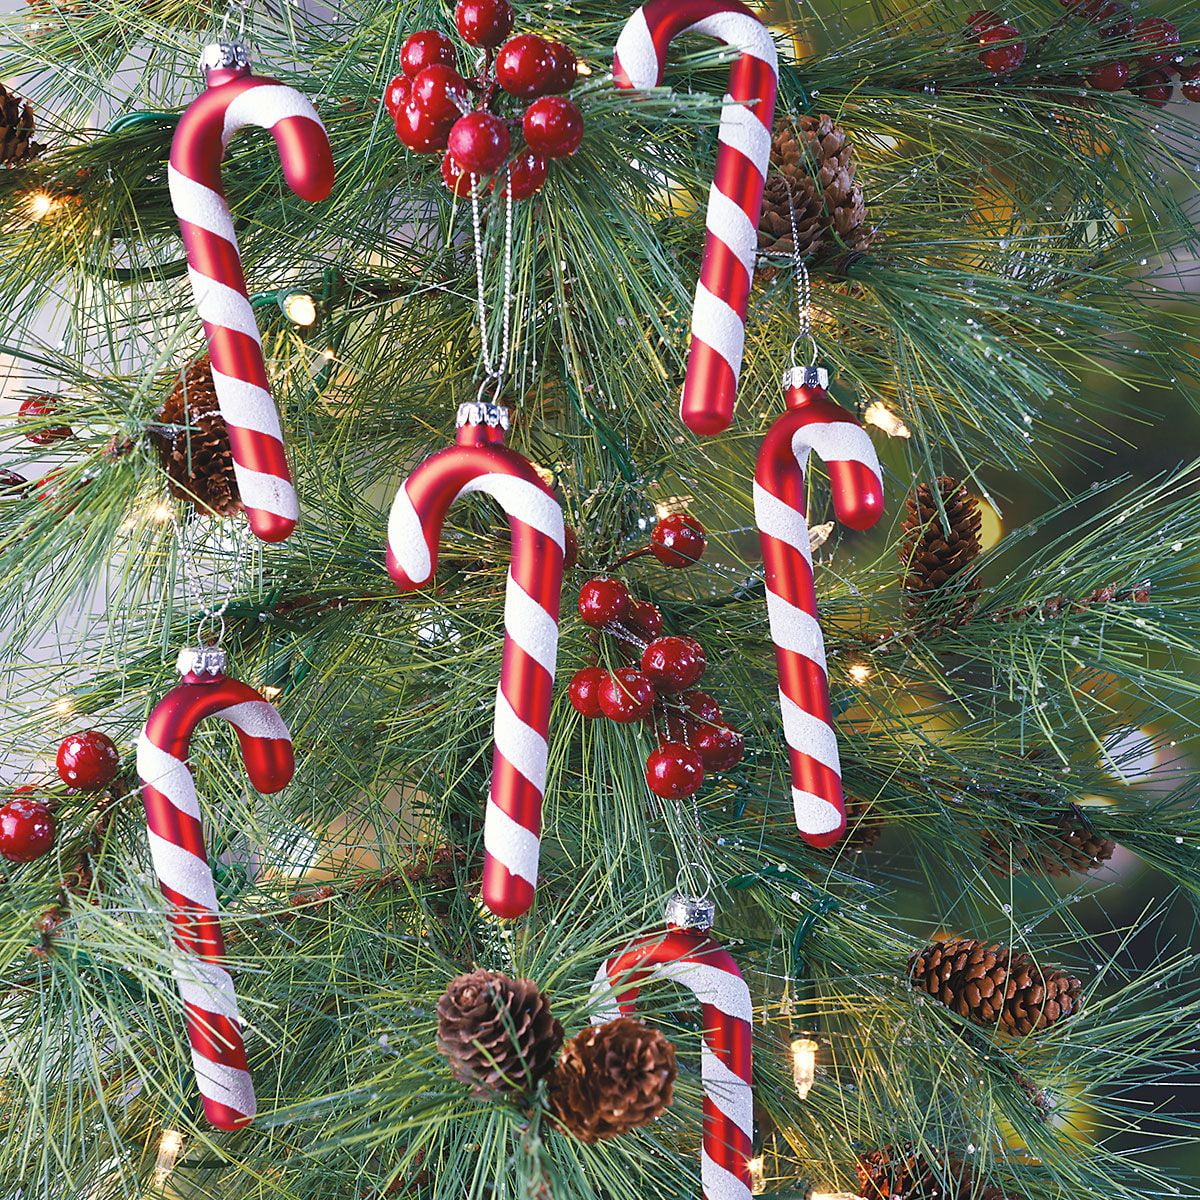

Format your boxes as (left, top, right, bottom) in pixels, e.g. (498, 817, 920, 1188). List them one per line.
(231, 464, 300, 522)
(217, 700, 291, 743)
(706, 185, 759, 280)
(752, 481, 813, 566)
(191, 1052, 255, 1119)
(792, 787, 844, 836)
(209, 369, 283, 440)
(223, 84, 324, 145)
(174, 957, 243, 1023)
(387, 485, 432, 584)
(650, 958, 754, 1023)
(493, 688, 548, 790)
(167, 165, 238, 244)
(714, 99, 772, 173)
(483, 798, 540, 885)
(685, 11, 779, 70)
(504, 572, 559, 679)
(764, 590, 827, 672)
(146, 829, 220, 912)
(796, 421, 883, 475)
(700, 1041, 754, 1139)
(136, 734, 201, 821)
(779, 692, 841, 775)
(613, 8, 658, 86)
(691, 283, 744, 380)
(701, 1147, 753, 1200)
(458, 474, 565, 549)
(187, 268, 263, 343)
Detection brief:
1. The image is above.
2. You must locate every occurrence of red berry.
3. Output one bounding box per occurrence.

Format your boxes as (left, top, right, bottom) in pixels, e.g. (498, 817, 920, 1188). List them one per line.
(410, 65, 469, 125)
(682, 689, 722, 724)
(645, 742, 704, 799)
(0, 468, 27, 495)
(383, 74, 412, 118)
(577, 577, 630, 626)
(0, 796, 56, 863)
(1131, 68, 1173, 106)
(978, 24, 1025, 74)
(966, 9, 1002, 33)
(440, 150, 477, 196)
(568, 666, 607, 718)
(56, 730, 120, 791)
(1132, 17, 1179, 66)
(1181, 62, 1200, 102)
(599, 667, 656, 723)
(628, 600, 664, 639)
(455, 0, 514, 48)
(447, 111, 511, 175)
(545, 41, 578, 92)
(395, 100, 453, 153)
(650, 513, 707, 568)
(400, 30, 457, 78)
(522, 95, 584, 158)
(499, 150, 549, 199)
(692, 722, 745, 771)
(1086, 60, 1130, 90)
(641, 636, 705, 694)
(496, 34, 557, 98)
(19, 396, 71, 445)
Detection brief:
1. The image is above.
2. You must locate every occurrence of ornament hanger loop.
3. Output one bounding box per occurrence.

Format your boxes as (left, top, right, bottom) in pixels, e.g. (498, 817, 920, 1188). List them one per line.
(220, 0, 247, 43)
(675, 859, 715, 901)
(195, 610, 227, 649)
(790, 334, 819, 371)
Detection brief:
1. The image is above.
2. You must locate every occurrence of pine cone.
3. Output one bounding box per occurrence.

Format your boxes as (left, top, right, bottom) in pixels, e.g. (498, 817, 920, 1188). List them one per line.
(436, 970, 563, 1098)
(984, 805, 1115, 878)
(856, 1146, 1008, 1200)
(0, 81, 40, 167)
(842, 795, 883, 852)
(548, 1018, 676, 1143)
(899, 477, 983, 630)
(909, 937, 1082, 1035)
(758, 113, 871, 264)
(153, 356, 242, 518)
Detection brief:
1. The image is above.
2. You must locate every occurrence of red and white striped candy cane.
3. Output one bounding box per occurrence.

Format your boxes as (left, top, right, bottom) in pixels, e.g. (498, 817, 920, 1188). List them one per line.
(614, 0, 778, 436)
(169, 41, 335, 543)
(137, 646, 294, 1130)
(592, 901, 754, 1200)
(754, 366, 883, 846)
(386, 403, 564, 920)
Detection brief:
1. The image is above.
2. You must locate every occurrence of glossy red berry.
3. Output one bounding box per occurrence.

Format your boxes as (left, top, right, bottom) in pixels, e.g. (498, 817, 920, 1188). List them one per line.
(0, 796, 56, 863)
(410, 65, 469, 125)
(645, 742, 705, 799)
(628, 600, 664, 639)
(56, 730, 120, 791)
(455, 0, 514, 48)
(978, 24, 1025, 74)
(440, 150, 477, 196)
(383, 74, 412, 118)
(577, 577, 630, 626)
(965, 9, 1002, 33)
(500, 150, 549, 199)
(692, 722, 745, 771)
(1132, 17, 1179, 66)
(599, 667, 656, 723)
(1131, 68, 1173, 106)
(496, 34, 557, 98)
(568, 666, 607, 718)
(1086, 60, 1130, 90)
(447, 111, 511, 175)
(650, 513, 707, 567)
(1181, 62, 1200, 103)
(545, 41, 578, 92)
(19, 396, 71, 445)
(400, 30, 457, 78)
(522, 96, 584, 157)
(682, 689, 722, 724)
(641, 636, 706, 693)
(395, 100, 453, 153)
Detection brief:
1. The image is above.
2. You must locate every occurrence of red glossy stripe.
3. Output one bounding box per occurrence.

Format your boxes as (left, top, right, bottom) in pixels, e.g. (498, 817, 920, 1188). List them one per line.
(681, 344, 738, 435)
(183, 1005, 252, 1067)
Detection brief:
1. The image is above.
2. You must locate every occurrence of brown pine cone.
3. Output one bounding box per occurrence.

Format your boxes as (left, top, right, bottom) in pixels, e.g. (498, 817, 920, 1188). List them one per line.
(548, 1018, 676, 1143)
(856, 1146, 1008, 1200)
(909, 937, 1082, 1035)
(899, 477, 983, 631)
(0, 81, 40, 166)
(436, 970, 563, 1098)
(984, 806, 1116, 878)
(758, 113, 871, 264)
(153, 356, 242, 518)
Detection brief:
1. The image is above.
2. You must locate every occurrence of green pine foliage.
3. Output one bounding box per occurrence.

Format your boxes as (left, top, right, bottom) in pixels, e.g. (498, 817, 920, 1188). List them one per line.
(0, 0, 1199, 1196)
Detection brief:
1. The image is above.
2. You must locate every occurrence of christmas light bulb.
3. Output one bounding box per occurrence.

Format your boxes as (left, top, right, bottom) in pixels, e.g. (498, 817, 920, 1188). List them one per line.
(153, 1129, 185, 1184)
(848, 662, 871, 685)
(790, 1034, 819, 1098)
(282, 291, 318, 327)
(26, 190, 59, 222)
(747, 1155, 767, 1195)
(863, 401, 911, 438)
(809, 521, 835, 552)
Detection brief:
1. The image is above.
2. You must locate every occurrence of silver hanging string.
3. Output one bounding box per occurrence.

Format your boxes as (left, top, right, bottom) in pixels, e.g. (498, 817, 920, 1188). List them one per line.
(468, 174, 515, 400)
(168, 508, 246, 647)
(673, 790, 713, 902)
(785, 179, 818, 368)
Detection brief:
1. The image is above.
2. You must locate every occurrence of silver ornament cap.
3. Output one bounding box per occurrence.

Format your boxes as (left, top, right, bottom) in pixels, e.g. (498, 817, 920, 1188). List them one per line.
(664, 892, 715, 932)
(782, 365, 830, 391)
(200, 40, 250, 72)
(456, 401, 510, 430)
(176, 645, 227, 678)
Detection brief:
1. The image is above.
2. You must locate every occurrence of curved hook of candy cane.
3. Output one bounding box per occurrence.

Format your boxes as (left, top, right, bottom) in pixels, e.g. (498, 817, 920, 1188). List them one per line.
(386, 441, 565, 919)
(169, 59, 334, 543)
(592, 926, 755, 1200)
(753, 379, 883, 846)
(137, 674, 293, 1130)
(615, 0, 778, 436)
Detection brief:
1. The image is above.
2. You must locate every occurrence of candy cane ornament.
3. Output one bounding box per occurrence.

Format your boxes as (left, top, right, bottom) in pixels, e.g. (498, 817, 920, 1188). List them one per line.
(170, 40, 335, 543)
(592, 896, 754, 1200)
(386, 402, 565, 919)
(137, 645, 294, 1130)
(754, 366, 883, 846)
(614, 0, 778, 435)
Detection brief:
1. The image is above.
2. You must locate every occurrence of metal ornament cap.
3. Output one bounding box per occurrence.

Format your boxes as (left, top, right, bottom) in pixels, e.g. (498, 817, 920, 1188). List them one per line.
(456, 401, 511, 430)
(200, 40, 251, 72)
(782, 365, 830, 391)
(176, 645, 228, 678)
(664, 891, 716, 932)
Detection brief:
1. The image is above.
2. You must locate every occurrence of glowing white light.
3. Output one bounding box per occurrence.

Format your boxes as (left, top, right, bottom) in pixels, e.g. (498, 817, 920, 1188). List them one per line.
(863, 401, 911, 438)
(790, 1034, 819, 1098)
(283, 292, 318, 327)
(153, 1129, 185, 1184)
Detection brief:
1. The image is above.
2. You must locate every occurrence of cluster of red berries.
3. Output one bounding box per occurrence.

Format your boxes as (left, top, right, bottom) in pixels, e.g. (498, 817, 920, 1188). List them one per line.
(383, 0, 584, 200)
(18, 395, 72, 446)
(0, 730, 119, 864)
(966, 9, 1028, 74)
(566, 514, 744, 801)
